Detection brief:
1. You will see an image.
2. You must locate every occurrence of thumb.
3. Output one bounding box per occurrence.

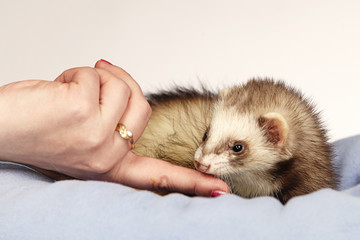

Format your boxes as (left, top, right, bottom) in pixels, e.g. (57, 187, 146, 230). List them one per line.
(104, 151, 230, 197)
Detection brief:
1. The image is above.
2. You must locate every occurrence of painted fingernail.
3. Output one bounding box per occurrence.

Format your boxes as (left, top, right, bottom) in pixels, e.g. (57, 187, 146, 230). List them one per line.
(100, 59, 113, 65)
(211, 191, 227, 197)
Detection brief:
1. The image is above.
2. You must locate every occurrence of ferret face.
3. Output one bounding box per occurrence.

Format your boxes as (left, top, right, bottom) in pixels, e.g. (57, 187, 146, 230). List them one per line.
(194, 99, 292, 179)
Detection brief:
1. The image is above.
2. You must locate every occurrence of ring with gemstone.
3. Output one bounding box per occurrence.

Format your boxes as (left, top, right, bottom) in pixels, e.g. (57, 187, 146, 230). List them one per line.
(116, 123, 135, 149)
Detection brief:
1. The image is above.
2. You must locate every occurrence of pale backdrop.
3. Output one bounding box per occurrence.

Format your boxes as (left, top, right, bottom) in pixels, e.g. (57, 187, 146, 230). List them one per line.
(1, 0, 359, 141)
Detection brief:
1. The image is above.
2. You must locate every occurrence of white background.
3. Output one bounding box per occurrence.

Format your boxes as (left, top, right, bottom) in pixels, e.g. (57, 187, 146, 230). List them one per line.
(0, 0, 359, 141)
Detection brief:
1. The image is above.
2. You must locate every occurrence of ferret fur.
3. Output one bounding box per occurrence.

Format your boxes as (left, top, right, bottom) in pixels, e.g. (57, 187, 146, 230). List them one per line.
(134, 79, 338, 203)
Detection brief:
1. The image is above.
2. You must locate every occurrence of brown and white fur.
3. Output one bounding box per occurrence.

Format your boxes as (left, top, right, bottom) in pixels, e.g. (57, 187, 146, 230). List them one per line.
(134, 79, 337, 203)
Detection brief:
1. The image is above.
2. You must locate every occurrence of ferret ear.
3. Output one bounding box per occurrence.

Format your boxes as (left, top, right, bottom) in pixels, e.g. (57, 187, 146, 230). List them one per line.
(220, 88, 229, 98)
(258, 112, 289, 148)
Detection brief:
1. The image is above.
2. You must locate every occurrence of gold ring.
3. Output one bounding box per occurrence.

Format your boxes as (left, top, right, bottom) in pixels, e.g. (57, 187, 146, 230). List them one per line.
(116, 123, 135, 149)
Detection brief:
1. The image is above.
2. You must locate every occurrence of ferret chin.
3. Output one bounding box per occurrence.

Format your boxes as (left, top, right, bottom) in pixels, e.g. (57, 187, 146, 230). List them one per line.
(135, 79, 338, 203)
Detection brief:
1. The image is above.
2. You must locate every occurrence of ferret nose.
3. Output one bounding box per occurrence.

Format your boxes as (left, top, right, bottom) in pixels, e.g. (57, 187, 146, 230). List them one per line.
(194, 160, 210, 173)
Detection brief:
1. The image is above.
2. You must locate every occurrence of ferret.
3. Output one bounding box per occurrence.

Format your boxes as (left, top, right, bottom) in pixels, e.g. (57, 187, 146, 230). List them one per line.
(134, 79, 337, 203)
(32, 79, 337, 203)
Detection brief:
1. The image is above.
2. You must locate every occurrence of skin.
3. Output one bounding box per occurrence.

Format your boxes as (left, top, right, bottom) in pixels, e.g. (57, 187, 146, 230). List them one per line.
(0, 60, 229, 197)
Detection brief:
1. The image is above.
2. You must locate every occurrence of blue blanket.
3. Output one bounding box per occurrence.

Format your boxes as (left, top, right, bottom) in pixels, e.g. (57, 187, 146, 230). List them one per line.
(1, 135, 360, 239)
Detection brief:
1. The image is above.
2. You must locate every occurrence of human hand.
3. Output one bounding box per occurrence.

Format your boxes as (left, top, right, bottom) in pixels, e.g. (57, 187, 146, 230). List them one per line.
(0, 60, 230, 196)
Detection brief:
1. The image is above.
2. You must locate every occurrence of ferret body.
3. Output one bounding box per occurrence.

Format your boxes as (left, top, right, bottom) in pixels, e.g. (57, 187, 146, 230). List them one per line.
(134, 79, 337, 203)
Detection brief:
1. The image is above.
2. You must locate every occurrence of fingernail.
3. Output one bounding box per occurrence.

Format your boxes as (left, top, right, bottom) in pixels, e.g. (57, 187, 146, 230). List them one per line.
(211, 191, 227, 197)
(100, 59, 113, 65)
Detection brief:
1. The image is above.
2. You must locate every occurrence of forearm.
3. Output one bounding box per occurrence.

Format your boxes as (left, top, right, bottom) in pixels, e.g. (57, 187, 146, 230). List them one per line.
(0, 81, 46, 165)
(0, 80, 80, 167)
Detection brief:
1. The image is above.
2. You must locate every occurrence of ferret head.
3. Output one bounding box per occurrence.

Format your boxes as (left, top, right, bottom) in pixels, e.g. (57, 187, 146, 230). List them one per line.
(194, 89, 292, 181)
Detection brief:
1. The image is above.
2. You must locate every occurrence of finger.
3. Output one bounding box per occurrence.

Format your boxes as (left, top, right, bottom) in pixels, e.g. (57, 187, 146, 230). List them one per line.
(95, 60, 144, 99)
(95, 60, 151, 141)
(56, 67, 132, 132)
(93, 68, 131, 129)
(54, 67, 101, 105)
(103, 152, 231, 197)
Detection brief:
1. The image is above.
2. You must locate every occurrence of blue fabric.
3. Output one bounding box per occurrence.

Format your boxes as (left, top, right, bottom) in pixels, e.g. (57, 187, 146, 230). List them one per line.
(1, 135, 360, 240)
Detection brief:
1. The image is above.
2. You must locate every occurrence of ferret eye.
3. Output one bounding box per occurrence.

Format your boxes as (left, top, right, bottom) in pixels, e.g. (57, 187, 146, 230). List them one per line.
(232, 144, 244, 153)
(202, 131, 208, 142)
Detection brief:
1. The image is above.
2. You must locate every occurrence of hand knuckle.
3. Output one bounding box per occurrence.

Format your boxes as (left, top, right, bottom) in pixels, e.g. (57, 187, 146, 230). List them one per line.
(152, 175, 172, 191)
(139, 99, 152, 119)
(86, 128, 107, 148)
(74, 67, 98, 80)
(117, 81, 131, 99)
(87, 160, 110, 174)
(70, 100, 93, 122)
